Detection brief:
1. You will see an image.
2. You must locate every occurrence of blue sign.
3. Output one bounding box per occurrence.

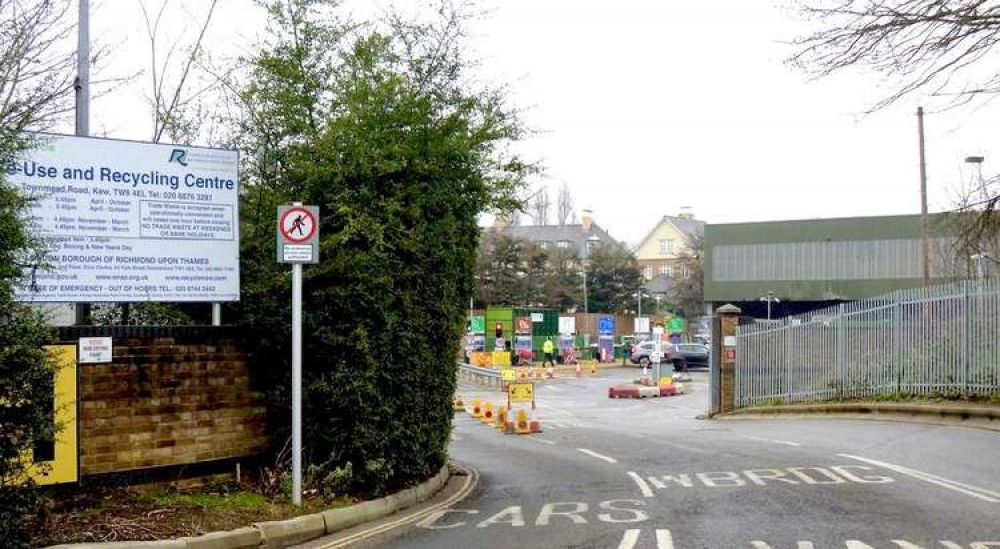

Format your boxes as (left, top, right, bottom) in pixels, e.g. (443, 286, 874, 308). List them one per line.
(597, 315, 616, 334)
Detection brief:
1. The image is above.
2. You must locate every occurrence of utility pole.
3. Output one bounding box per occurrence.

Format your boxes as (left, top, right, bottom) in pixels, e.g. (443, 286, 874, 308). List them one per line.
(918, 106, 930, 286)
(74, 0, 91, 325)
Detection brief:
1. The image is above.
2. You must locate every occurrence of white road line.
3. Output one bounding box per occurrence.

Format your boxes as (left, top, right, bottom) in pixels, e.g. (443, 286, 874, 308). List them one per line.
(740, 435, 802, 447)
(839, 453, 1000, 503)
(656, 529, 676, 549)
(526, 437, 556, 445)
(317, 465, 479, 548)
(627, 471, 655, 497)
(577, 448, 618, 464)
(618, 529, 641, 549)
(544, 385, 563, 392)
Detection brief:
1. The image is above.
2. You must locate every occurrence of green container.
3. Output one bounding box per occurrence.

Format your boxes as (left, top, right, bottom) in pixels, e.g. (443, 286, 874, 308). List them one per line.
(543, 310, 558, 336)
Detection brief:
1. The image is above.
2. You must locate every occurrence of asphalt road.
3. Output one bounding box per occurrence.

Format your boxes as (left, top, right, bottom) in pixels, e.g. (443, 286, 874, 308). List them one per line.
(333, 367, 1000, 549)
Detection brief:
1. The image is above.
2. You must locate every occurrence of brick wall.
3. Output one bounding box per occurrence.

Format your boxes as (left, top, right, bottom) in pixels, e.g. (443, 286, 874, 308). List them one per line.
(73, 335, 268, 476)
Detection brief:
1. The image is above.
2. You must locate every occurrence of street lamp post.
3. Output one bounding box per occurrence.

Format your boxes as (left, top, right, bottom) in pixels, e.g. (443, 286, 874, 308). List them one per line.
(965, 156, 987, 281)
(581, 235, 601, 316)
(759, 291, 780, 320)
(971, 253, 989, 280)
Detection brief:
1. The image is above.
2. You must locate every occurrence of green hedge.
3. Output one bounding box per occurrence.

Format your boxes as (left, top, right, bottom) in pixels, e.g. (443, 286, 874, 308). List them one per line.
(233, 3, 527, 497)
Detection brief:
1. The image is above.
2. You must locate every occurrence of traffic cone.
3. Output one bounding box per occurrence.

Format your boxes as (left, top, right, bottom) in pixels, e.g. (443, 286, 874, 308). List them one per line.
(495, 405, 508, 431)
(546, 365, 554, 378)
(514, 408, 530, 434)
(529, 401, 542, 433)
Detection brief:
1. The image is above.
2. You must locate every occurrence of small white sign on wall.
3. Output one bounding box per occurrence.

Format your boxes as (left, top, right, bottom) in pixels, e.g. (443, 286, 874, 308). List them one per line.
(78, 337, 113, 364)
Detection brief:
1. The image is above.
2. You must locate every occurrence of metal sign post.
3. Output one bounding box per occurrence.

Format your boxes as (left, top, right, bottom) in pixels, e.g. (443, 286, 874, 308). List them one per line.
(277, 203, 320, 506)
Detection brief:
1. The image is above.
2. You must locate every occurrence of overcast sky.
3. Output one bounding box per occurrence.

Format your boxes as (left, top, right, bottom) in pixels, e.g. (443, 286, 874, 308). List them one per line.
(86, 0, 999, 246)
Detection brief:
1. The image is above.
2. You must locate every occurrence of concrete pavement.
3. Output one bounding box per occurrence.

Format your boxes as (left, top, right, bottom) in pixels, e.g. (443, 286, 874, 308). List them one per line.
(303, 367, 1000, 548)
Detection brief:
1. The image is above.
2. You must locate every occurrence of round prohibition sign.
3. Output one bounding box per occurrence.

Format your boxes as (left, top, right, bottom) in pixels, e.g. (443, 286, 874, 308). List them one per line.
(280, 207, 317, 243)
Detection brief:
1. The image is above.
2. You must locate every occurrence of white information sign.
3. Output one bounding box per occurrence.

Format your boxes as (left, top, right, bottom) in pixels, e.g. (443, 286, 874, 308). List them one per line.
(8, 133, 240, 302)
(78, 337, 113, 364)
(282, 244, 314, 262)
(558, 316, 576, 335)
(530, 312, 544, 322)
(634, 316, 650, 334)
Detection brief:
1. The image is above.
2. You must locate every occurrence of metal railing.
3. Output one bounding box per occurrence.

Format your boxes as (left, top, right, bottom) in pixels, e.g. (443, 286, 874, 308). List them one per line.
(457, 362, 502, 387)
(735, 279, 1000, 408)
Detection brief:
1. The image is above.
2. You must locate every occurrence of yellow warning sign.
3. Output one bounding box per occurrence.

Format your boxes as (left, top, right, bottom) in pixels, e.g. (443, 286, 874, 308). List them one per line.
(508, 382, 534, 403)
(501, 369, 515, 381)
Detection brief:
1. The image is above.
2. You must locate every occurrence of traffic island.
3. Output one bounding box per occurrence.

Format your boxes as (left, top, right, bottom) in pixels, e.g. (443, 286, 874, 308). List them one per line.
(608, 383, 679, 399)
(40, 465, 453, 549)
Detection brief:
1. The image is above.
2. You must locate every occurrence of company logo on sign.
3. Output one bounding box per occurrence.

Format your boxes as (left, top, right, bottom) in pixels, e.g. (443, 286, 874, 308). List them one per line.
(168, 149, 188, 166)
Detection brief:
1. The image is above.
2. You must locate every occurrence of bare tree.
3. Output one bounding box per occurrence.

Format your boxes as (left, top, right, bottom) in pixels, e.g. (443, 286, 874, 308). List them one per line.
(790, 1, 1000, 111)
(948, 168, 1000, 277)
(556, 182, 574, 225)
(791, 1, 1000, 263)
(139, 0, 221, 143)
(0, 0, 77, 131)
(669, 235, 704, 320)
(529, 185, 550, 225)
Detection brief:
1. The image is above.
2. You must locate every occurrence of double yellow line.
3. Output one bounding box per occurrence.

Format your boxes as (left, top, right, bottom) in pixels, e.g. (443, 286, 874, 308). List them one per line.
(315, 464, 480, 548)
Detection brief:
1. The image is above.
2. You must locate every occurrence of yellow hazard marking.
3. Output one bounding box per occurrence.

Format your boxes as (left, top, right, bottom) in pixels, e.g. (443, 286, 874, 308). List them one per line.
(24, 345, 78, 485)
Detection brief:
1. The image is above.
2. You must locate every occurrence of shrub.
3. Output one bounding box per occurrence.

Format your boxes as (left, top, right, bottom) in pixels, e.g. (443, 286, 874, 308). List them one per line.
(1, 137, 58, 548)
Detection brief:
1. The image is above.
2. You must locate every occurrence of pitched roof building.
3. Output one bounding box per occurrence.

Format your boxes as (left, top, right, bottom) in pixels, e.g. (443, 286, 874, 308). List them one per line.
(633, 213, 705, 293)
(488, 209, 625, 255)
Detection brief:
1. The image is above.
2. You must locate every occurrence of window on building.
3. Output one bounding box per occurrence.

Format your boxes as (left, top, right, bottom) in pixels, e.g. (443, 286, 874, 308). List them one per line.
(557, 240, 572, 250)
(539, 241, 550, 250)
(660, 263, 673, 277)
(659, 239, 675, 254)
(643, 266, 653, 280)
(682, 264, 690, 279)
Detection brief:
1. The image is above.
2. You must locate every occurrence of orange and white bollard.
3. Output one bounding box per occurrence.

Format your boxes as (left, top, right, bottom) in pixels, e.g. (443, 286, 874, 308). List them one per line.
(546, 365, 554, 378)
(575, 363, 581, 378)
(529, 401, 542, 433)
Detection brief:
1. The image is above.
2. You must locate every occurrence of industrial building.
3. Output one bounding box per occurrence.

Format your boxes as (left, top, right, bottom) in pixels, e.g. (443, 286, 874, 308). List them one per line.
(703, 213, 962, 317)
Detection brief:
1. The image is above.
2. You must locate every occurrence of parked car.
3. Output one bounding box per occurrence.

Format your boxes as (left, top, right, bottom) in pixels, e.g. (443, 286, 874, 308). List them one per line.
(671, 342, 710, 369)
(630, 340, 678, 369)
(630, 340, 710, 371)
